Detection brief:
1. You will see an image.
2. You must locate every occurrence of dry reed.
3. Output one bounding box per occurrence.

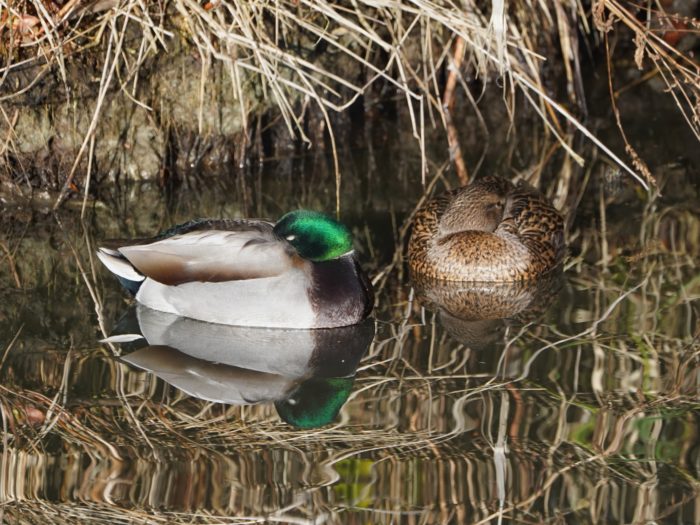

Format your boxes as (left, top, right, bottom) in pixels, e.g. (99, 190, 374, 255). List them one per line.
(2, 1, 698, 206)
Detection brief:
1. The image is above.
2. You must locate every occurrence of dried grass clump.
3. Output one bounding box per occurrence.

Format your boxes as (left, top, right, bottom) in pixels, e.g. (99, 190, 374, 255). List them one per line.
(2, 1, 699, 205)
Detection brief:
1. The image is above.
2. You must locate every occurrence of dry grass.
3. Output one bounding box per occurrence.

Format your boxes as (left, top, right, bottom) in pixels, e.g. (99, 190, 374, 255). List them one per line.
(2, 1, 699, 208)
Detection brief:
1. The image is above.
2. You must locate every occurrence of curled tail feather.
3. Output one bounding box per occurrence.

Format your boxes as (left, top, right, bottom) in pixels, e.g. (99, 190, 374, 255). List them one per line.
(96, 248, 145, 296)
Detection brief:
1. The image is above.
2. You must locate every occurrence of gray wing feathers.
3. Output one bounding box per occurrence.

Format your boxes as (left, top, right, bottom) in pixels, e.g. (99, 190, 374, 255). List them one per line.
(96, 248, 146, 282)
(117, 229, 293, 285)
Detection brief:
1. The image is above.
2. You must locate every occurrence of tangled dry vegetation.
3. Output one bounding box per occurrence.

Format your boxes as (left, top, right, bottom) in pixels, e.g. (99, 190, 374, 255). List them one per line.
(0, 0, 699, 209)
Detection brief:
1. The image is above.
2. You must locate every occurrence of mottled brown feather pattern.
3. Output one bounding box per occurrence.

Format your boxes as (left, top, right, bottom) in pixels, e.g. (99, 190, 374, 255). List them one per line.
(408, 176, 565, 282)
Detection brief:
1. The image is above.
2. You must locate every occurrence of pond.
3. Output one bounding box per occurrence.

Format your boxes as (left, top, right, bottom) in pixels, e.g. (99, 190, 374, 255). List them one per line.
(1, 87, 699, 524)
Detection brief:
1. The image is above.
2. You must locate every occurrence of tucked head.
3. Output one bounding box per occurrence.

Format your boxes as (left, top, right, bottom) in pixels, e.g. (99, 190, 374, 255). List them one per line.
(438, 178, 510, 237)
(274, 210, 353, 261)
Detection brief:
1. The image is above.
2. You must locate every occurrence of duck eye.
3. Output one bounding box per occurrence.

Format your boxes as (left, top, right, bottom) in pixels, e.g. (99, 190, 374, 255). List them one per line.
(286, 235, 296, 241)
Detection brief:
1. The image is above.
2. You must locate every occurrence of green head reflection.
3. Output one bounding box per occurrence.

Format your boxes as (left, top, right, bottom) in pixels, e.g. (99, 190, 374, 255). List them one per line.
(275, 377, 355, 429)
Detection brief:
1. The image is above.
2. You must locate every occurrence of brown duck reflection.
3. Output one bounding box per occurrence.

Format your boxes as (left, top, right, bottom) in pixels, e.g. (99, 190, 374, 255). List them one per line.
(117, 306, 375, 428)
(411, 271, 562, 350)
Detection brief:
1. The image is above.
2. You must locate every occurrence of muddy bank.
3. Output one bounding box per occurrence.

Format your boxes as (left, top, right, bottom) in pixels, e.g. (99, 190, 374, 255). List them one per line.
(2, 38, 254, 188)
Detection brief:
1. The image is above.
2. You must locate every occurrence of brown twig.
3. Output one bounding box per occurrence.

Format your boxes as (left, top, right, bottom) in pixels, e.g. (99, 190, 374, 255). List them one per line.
(441, 36, 468, 185)
(604, 32, 656, 188)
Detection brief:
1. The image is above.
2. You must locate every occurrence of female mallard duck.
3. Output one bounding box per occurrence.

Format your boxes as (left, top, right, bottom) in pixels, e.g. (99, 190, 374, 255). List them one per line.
(408, 176, 565, 281)
(97, 210, 374, 329)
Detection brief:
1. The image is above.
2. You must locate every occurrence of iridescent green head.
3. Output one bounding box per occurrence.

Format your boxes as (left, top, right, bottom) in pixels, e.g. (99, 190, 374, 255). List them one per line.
(274, 210, 353, 262)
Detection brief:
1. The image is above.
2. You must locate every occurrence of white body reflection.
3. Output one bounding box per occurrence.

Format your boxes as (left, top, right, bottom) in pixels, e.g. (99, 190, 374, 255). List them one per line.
(115, 305, 375, 427)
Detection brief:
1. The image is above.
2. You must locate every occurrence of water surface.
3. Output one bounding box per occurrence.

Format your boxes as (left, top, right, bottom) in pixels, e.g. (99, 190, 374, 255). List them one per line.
(1, 94, 699, 524)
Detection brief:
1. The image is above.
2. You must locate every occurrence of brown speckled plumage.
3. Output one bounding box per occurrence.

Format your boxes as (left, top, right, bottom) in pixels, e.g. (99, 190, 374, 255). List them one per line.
(408, 176, 565, 281)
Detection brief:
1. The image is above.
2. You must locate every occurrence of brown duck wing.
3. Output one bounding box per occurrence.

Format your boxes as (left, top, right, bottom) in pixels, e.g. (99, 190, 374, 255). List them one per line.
(500, 183, 566, 268)
(118, 223, 295, 286)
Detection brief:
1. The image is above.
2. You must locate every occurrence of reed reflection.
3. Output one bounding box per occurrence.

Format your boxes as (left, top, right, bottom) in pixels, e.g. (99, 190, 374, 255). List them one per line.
(115, 306, 375, 428)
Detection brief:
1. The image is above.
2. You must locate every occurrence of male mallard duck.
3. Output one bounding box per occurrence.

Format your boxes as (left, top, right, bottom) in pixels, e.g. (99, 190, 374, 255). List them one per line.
(97, 210, 374, 329)
(408, 176, 565, 281)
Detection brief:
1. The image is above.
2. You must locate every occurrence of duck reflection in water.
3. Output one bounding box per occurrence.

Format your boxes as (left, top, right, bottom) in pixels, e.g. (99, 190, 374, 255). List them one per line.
(111, 305, 374, 429)
(411, 271, 563, 352)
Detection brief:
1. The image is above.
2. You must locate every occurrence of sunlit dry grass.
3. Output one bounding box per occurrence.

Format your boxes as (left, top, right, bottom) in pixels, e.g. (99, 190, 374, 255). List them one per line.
(3, 0, 699, 207)
(1, 4, 700, 513)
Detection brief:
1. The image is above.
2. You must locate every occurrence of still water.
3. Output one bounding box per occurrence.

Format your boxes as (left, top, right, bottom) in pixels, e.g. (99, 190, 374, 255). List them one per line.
(1, 110, 699, 524)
